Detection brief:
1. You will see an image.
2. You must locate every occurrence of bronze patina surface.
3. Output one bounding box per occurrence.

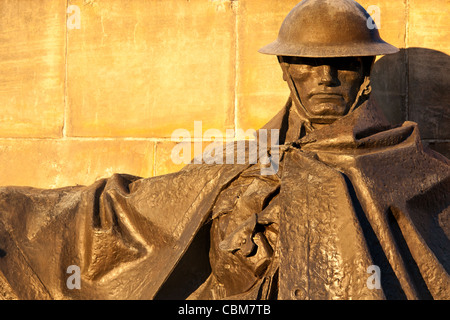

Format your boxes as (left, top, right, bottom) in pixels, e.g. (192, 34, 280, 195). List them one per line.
(0, 0, 449, 300)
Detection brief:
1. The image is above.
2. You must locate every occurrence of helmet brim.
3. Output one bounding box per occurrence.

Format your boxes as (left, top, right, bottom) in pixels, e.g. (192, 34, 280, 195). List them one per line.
(258, 39, 399, 58)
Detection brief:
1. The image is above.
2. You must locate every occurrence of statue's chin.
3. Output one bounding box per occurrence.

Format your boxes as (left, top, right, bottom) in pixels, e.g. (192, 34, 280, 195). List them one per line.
(305, 102, 348, 117)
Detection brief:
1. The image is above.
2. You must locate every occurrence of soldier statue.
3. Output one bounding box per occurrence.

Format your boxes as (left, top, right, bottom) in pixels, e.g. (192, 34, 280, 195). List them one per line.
(0, 0, 448, 300)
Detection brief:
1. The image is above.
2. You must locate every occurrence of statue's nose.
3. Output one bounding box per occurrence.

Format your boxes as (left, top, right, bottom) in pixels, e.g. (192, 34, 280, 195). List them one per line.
(318, 65, 337, 85)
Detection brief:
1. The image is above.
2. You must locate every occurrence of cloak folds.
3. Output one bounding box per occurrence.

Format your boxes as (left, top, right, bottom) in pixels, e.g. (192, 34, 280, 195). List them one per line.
(0, 98, 449, 300)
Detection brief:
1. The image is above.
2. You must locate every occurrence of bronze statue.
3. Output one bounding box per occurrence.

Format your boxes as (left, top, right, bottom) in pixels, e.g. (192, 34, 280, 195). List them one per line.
(0, 0, 449, 300)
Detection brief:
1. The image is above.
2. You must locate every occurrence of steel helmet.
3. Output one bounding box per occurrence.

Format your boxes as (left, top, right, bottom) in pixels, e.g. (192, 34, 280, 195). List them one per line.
(259, 0, 398, 57)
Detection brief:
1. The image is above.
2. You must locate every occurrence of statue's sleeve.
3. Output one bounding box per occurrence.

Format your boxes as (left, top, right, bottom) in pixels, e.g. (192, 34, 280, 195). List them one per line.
(0, 163, 249, 299)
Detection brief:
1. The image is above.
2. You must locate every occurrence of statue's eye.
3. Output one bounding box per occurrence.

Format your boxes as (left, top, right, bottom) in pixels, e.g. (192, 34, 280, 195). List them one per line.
(331, 58, 362, 71)
(288, 65, 313, 79)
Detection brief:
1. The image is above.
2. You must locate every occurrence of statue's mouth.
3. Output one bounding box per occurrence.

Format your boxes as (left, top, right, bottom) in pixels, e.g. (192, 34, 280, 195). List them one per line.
(310, 93, 345, 107)
(310, 92, 343, 99)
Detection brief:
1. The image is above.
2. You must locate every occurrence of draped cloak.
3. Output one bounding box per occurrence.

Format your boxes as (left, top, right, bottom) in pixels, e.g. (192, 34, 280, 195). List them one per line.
(0, 98, 449, 300)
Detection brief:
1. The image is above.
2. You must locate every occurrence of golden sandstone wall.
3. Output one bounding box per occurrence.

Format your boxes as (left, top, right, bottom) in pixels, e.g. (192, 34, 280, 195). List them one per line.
(0, 0, 449, 188)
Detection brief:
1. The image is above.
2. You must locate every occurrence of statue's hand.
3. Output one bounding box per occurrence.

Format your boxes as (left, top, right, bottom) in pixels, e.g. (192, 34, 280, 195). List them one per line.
(218, 209, 277, 277)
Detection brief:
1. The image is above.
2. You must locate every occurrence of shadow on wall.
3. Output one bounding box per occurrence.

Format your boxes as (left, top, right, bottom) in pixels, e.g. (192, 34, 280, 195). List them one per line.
(371, 47, 450, 158)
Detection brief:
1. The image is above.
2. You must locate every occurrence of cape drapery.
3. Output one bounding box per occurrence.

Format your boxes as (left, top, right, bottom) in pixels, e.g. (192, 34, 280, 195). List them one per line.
(0, 98, 449, 300)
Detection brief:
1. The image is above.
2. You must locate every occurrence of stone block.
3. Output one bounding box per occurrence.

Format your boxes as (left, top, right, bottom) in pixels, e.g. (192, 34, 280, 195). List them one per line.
(0, 139, 154, 189)
(371, 50, 407, 126)
(408, 48, 450, 139)
(407, 0, 450, 140)
(358, 0, 407, 49)
(0, 0, 66, 138)
(66, 0, 236, 138)
(408, 0, 450, 54)
(235, 0, 296, 132)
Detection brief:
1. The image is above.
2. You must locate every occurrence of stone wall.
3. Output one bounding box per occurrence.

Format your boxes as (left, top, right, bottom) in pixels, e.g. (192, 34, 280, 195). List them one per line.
(0, 0, 448, 188)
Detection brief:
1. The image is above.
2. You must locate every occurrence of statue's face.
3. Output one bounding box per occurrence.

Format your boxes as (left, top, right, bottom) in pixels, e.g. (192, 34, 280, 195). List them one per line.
(285, 57, 365, 118)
